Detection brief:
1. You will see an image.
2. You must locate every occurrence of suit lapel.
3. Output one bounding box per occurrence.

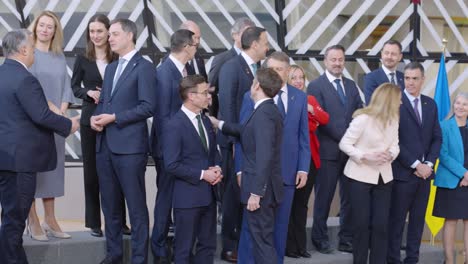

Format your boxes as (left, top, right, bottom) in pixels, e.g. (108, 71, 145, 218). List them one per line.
(402, 93, 421, 126)
(283, 85, 295, 125)
(238, 55, 254, 81)
(167, 59, 183, 79)
(377, 68, 390, 83)
(110, 53, 141, 99)
(322, 74, 343, 107)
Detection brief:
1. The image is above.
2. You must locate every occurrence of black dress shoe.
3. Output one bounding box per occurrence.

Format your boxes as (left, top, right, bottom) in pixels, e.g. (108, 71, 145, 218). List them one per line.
(99, 256, 121, 264)
(90, 228, 103, 237)
(285, 251, 300, 258)
(220, 250, 238, 263)
(338, 241, 353, 253)
(312, 240, 333, 254)
(298, 250, 311, 258)
(122, 225, 131, 235)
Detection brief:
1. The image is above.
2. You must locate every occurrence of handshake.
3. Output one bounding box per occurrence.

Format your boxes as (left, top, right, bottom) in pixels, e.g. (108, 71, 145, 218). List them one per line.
(48, 101, 80, 135)
(202, 166, 223, 185)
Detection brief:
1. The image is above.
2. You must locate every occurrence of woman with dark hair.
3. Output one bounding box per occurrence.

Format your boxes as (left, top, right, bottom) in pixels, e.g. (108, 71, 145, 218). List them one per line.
(71, 14, 129, 237)
(433, 92, 468, 264)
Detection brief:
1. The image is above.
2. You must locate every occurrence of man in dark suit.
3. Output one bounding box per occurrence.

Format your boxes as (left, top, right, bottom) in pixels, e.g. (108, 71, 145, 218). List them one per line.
(163, 75, 222, 264)
(235, 52, 310, 263)
(364, 39, 404, 104)
(0, 29, 78, 264)
(208, 17, 255, 116)
(387, 62, 442, 264)
(217, 26, 269, 262)
(210, 68, 284, 264)
(179, 20, 207, 80)
(307, 45, 363, 254)
(91, 19, 157, 264)
(150, 29, 197, 264)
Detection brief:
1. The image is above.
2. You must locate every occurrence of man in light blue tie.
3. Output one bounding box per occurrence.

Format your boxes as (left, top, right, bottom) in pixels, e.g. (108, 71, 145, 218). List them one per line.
(91, 18, 157, 264)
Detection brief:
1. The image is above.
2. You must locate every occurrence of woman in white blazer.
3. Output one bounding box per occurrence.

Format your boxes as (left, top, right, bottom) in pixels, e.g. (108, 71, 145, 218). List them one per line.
(339, 83, 401, 264)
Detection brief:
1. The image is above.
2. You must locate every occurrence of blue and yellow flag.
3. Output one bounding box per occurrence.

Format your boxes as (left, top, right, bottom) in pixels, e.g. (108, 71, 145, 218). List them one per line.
(425, 53, 450, 238)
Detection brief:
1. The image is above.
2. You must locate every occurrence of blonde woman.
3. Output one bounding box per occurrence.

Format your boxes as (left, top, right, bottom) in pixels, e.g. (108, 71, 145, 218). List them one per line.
(339, 83, 401, 264)
(27, 10, 75, 241)
(288, 64, 306, 91)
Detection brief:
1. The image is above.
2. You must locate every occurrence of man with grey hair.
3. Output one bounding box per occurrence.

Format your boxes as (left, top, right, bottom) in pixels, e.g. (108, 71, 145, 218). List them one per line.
(179, 20, 207, 80)
(208, 17, 255, 117)
(0, 29, 78, 264)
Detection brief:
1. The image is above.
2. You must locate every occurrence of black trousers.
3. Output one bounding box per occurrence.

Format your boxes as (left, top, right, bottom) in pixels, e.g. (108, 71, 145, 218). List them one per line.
(349, 176, 393, 264)
(286, 160, 317, 253)
(81, 124, 127, 229)
(0, 171, 36, 264)
(220, 144, 242, 252)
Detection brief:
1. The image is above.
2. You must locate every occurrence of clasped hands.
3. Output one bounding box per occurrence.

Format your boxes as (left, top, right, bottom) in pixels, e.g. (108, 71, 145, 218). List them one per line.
(90, 114, 116, 132)
(362, 151, 393, 166)
(202, 166, 223, 186)
(413, 163, 433, 180)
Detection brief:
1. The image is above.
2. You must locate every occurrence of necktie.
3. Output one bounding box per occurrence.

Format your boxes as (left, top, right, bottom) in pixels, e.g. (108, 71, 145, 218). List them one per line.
(276, 90, 286, 118)
(334, 79, 346, 105)
(251, 63, 257, 76)
(413, 98, 422, 125)
(389, 72, 396, 85)
(182, 65, 188, 77)
(196, 114, 208, 152)
(111, 58, 126, 95)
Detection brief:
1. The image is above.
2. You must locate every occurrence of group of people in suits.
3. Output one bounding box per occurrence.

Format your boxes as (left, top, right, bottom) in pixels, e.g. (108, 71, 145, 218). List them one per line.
(0, 10, 463, 264)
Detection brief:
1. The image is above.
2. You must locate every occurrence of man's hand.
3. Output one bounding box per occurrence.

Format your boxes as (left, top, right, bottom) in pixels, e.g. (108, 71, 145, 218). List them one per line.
(247, 194, 260, 211)
(296, 172, 307, 189)
(207, 115, 220, 128)
(237, 172, 242, 187)
(208, 166, 223, 185)
(202, 168, 223, 185)
(415, 163, 433, 179)
(94, 114, 116, 128)
(69, 115, 80, 134)
(87, 87, 101, 104)
(90, 116, 103, 132)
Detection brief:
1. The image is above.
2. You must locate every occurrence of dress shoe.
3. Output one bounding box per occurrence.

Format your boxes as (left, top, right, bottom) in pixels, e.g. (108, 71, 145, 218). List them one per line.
(42, 222, 71, 239)
(312, 240, 333, 254)
(285, 251, 300, 258)
(122, 225, 131, 235)
(153, 256, 171, 264)
(338, 241, 353, 253)
(90, 228, 103, 237)
(298, 250, 311, 258)
(220, 250, 238, 263)
(99, 256, 122, 264)
(27, 222, 48, 242)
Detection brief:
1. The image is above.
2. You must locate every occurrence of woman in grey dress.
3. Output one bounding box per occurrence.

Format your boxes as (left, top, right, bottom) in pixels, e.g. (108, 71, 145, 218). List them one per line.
(27, 10, 75, 241)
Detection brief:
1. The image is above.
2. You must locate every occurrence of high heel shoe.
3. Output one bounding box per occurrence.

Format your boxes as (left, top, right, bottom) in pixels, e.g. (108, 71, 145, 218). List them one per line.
(26, 221, 49, 242)
(41, 222, 71, 239)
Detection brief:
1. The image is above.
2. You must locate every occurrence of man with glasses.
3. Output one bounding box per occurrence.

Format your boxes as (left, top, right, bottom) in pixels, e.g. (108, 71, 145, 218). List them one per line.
(151, 29, 198, 264)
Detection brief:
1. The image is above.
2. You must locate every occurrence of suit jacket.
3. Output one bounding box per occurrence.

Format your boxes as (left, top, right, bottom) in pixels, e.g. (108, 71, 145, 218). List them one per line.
(0, 59, 71, 172)
(307, 95, 329, 168)
(163, 109, 219, 208)
(392, 93, 442, 181)
(364, 68, 404, 104)
(339, 114, 399, 184)
(151, 57, 184, 158)
(208, 47, 237, 93)
(71, 54, 115, 126)
(236, 85, 311, 185)
(94, 52, 156, 155)
(222, 99, 284, 205)
(434, 118, 467, 189)
(307, 73, 363, 161)
(186, 53, 207, 80)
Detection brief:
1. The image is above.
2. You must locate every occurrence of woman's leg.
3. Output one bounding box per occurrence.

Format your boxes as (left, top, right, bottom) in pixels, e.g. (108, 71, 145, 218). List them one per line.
(443, 219, 457, 264)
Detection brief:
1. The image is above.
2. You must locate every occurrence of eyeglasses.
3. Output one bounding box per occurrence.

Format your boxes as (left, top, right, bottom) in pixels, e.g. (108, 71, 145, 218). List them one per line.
(190, 91, 210, 97)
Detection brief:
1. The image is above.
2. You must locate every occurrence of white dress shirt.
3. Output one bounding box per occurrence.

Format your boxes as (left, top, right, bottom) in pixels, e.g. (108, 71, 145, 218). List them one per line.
(325, 70, 345, 95)
(241, 51, 256, 75)
(169, 54, 186, 76)
(382, 65, 398, 85)
(273, 85, 288, 113)
(114, 49, 137, 81)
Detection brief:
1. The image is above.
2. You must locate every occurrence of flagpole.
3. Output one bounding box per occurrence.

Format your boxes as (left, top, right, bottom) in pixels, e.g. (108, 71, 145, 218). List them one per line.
(442, 38, 447, 54)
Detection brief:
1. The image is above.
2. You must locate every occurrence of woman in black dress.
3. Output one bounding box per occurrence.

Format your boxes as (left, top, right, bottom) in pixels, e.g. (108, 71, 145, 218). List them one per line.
(71, 14, 129, 237)
(433, 92, 468, 264)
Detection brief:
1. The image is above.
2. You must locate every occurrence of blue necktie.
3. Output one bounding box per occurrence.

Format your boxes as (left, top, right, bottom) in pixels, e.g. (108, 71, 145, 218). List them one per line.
(111, 58, 126, 95)
(334, 79, 346, 105)
(276, 90, 286, 118)
(251, 63, 257, 76)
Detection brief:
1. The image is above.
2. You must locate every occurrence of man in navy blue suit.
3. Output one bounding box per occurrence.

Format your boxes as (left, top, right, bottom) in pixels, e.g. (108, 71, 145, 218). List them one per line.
(0, 29, 78, 264)
(163, 75, 222, 264)
(217, 26, 269, 262)
(91, 19, 157, 264)
(234, 52, 310, 263)
(307, 45, 363, 254)
(210, 68, 284, 264)
(387, 62, 442, 264)
(150, 29, 197, 264)
(364, 39, 404, 104)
